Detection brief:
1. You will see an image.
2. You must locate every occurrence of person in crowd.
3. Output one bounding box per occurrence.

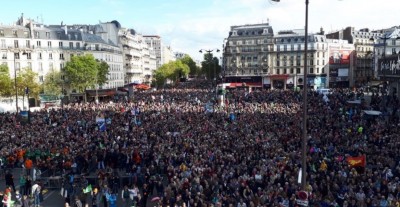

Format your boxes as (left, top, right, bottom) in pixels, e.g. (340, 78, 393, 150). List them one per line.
(0, 79, 399, 206)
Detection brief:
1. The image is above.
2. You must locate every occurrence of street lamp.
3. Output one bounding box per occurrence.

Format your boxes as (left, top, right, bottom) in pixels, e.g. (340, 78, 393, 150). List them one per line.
(199, 49, 220, 89)
(271, 0, 309, 191)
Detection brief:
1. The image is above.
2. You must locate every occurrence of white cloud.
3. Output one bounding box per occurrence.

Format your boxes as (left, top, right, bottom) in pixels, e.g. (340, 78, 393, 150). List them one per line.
(155, 0, 400, 61)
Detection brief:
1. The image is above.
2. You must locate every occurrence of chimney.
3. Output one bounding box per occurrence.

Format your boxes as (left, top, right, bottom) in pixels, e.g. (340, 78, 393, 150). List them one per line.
(319, 27, 325, 35)
(64, 25, 68, 35)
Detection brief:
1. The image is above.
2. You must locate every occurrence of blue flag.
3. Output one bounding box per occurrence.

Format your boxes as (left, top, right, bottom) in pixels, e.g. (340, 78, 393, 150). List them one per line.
(99, 122, 106, 132)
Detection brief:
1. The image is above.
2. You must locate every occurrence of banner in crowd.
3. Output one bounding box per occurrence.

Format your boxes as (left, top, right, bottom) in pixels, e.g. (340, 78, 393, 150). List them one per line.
(346, 155, 366, 167)
(96, 116, 106, 132)
(19, 110, 29, 124)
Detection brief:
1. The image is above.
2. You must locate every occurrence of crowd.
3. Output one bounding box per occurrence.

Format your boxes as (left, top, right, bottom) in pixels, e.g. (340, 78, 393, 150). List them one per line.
(0, 79, 399, 207)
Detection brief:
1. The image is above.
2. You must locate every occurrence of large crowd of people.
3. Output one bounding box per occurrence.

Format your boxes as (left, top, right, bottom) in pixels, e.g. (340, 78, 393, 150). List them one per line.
(0, 79, 399, 207)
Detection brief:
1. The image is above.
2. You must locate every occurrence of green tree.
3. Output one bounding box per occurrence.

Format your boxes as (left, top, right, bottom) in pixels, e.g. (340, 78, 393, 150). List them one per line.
(0, 64, 13, 97)
(97, 60, 110, 87)
(153, 60, 190, 87)
(43, 70, 63, 96)
(16, 67, 41, 99)
(64, 54, 98, 93)
(201, 53, 220, 80)
(180, 54, 197, 76)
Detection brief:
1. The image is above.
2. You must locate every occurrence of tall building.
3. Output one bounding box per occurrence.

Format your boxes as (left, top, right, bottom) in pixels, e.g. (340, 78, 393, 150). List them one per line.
(0, 15, 124, 92)
(223, 23, 330, 89)
(120, 29, 157, 84)
(326, 27, 377, 87)
(223, 23, 274, 88)
(144, 35, 175, 68)
(144, 35, 162, 68)
(326, 39, 355, 88)
(273, 29, 328, 89)
(370, 26, 400, 97)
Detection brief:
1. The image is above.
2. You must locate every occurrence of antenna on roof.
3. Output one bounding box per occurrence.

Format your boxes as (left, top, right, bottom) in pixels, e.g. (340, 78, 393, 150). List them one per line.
(267, 18, 270, 25)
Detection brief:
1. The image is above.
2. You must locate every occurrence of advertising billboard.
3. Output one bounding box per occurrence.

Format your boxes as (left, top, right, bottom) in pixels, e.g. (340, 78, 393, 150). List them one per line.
(329, 49, 351, 65)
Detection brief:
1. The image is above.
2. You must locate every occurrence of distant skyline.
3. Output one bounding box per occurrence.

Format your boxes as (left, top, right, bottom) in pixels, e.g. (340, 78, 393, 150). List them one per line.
(1, 0, 399, 61)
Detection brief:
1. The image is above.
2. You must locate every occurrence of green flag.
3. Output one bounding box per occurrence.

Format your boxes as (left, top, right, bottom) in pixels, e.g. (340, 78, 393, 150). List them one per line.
(83, 184, 92, 194)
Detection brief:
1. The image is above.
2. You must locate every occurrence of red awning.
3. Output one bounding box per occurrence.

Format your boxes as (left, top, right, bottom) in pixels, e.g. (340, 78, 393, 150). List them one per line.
(269, 74, 289, 79)
(135, 84, 151, 90)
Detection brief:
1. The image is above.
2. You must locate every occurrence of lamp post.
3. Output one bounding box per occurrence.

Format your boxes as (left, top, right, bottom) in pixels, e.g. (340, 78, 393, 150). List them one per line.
(199, 49, 220, 89)
(271, 0, 309, 191)
(14, 52, 18, 114)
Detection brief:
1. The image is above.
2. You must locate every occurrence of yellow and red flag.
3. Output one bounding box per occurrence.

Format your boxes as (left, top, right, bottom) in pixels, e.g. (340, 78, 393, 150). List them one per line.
(346, 155, 366, 167)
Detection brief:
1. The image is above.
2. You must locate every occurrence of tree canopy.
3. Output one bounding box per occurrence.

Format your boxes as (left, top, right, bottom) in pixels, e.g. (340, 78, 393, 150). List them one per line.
(153, 60, 190, 87)
(16, 67, 41, 99)
(201, 53, 221, 80)
(0, 64, 13, 97)
(180, 54, 198, 76)
(97, 60, 110, 86)
(43, 70, 63, 96)
(64, 54, 109, 93)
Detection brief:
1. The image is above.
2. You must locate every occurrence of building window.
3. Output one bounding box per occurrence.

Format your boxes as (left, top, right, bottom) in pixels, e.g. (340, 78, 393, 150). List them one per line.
(37, 41, 41, 48)
(26, 40, 30, 48)
(59, 42, 63, 48)
(76, 42, 80, 49)
(290, 68, 294, 74)
(392, 39, 396, 46)
(47, 41, 51, 48)
(392, 48, 396, 54)
(291, 44, 294, 51)
(322, 67, 325, 74)
(38, 53, 42, 60)
(69, 42, 73, 49)
(60, 53, 64, 60)
(27, 62, 32, 69)
(322, 59, 325, 65)
(14, 40, 19, 48)
(14, 53, 20, 59)
(0, 30, 4, 36)
(49, 53, 53, 60)
(310, 68, 314, 74)
(2, 53, 6, 59)
(316, 67, 319, 73)
(297, 68, 301, 74)
(276, 69, 280, 74)
(12, 30, 17, 37)
(276, 61, 280, 66)
(26, 53, 31, 60)
(283, 68, 287, 74)
(284, 45, 287, 51)
(49, 62, 53, 70)
(38, 63, 43, 72)
(297, 44, 301, 50)
(1, 39, 5, 48)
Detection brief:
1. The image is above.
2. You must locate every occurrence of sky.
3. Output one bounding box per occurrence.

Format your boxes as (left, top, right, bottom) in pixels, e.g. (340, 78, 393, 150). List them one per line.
(1, 0, 399, 61)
